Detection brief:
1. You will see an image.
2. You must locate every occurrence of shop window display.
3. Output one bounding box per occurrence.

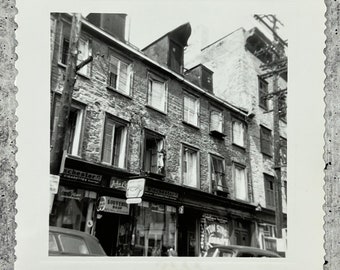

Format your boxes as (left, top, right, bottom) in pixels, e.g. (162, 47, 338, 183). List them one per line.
(133, 202, 177, 256)
(49, 186, 97, 233)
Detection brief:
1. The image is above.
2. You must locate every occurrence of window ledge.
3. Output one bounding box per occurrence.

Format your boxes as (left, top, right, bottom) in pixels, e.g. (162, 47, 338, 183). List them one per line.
(182, 121, 200, 130)
(100, 162, 129, 172)
(106, 86, 132, 99)
(209, 130, 225, 138)
(58, 62, 67, 69)
(232, 143, 246, 150)
(261, 152, 273, 158)
(145, 104, 167, 115)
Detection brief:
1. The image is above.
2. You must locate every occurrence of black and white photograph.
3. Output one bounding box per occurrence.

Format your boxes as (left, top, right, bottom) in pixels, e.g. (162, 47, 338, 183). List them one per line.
(14, 0, 325, 269)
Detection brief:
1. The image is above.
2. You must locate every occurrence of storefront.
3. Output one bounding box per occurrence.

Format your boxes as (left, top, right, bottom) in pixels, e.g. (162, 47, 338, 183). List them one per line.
(50, 158, 285, 256)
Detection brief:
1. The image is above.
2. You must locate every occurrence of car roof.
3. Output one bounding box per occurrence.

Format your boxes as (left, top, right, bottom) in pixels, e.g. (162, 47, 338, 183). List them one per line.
(50, 226, 95, 239)
(211, 245, 281, 257)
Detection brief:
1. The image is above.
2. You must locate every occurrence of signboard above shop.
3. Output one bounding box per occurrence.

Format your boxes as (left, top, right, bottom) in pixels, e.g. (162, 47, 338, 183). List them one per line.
(97, 196, 130, 215)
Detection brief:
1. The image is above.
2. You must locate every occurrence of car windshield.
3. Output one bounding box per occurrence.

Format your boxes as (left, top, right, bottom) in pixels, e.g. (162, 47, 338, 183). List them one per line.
(59, 234, 89, 255)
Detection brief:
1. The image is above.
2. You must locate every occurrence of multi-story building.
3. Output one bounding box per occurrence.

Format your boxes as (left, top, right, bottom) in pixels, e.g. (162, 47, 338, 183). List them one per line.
(49, 13, 286, 257)
(185, 24, 288, 253)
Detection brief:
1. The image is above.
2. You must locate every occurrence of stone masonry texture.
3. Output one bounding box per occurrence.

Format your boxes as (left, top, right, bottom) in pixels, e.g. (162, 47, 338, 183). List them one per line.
(50, 15, 251, 202)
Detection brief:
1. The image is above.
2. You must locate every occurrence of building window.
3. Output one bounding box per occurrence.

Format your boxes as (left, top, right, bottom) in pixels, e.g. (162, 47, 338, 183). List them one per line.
(210, 155, 227, 193)
(233, 164, 248, 201)
(258, 77, 268, 110)
(77, 38, 92, 76)
(143, 130, 165, 175)
(134, 201, 177, 256)
(147, 73, 168, 113)
(232, 119, 245, 147)
(182, 145, 199, 188)
(51, 98, 84, 157)
(61, 37, 70, 65)
(59, 23, 92, 76)
(264, 174, 275, 209)
(183, 93, 199, 127)
(210, 107, 223, 134)
(260, 126, 273, 157)
(108, 51, 133, 95)
(101, 116, 128, 168)
(280, 137, 287, 165)
(279, 92, 287, 122)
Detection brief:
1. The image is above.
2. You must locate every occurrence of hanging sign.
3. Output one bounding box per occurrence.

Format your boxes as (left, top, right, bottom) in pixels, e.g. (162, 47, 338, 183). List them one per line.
(50, 175, 60, 194)
(97, 196, 130, 215)
(126, 178, 145, 198)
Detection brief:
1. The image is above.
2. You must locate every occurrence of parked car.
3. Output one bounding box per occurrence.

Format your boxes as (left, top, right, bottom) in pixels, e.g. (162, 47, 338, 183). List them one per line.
(203, 245, 281, 258)
(49, 226, 106, 256)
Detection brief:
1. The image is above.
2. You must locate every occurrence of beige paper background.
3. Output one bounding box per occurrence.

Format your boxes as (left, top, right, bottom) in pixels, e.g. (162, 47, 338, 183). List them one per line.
(13, 0, 325, 269)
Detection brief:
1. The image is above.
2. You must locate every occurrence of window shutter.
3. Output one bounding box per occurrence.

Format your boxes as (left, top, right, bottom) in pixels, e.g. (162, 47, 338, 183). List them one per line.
(118, 61, 128, 94)
(102, 119, 115, 164)
(210, 110, 222, 132)
(260, 127, 272, 156)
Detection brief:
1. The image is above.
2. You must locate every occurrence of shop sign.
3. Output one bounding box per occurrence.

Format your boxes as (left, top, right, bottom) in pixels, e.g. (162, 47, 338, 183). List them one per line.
(62, 168, 102, 184)
(50, 175, 60, 194)
(126, 198, 142, 204)
(97, 196, 130, 215)
(126, 178, 145, 199)
(60, 188, 83, 201)
(144, 186, 179, 200)
(110, 177, 127, 191)
(201, 216, 230, 249)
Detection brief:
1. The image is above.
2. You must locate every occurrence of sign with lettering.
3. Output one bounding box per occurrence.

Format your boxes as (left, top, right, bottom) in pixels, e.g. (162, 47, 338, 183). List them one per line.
(97, 196, 130, 215)
(201, 215, 230, 249)
(144, 186, 179, 200)
(60, 188, 83, 201)
(110, 177, 127, 191)
(50, 175, 60, 194)
(62, 167, 102, 184)
(126, 178, 145, 199)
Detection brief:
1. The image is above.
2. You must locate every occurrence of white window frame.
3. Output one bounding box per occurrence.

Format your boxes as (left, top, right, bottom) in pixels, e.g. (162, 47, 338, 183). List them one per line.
(232, 119, 246, 147)
(108, 51, 133, 96)
(209, 154, 226, 193)
(183, 93, 200, 127)
(147, 73, 168, 113)
(233, 163, 248, 201)
(51, 97, 84, 157)
(68, 106, 84, 156)
(58, 21, 92, 76)
(101, 116, 128, 169)
(77, 38, 92, 76)
(182, 144, 199, 188)
(143, 130, 165, 175)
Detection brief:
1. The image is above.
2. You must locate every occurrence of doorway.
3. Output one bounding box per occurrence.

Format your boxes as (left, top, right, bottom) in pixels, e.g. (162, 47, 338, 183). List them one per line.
(178, 209, 199, 256)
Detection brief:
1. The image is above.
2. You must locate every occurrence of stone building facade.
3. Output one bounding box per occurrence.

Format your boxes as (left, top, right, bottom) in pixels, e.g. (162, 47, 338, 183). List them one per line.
(185, 26, 288, 253)
(49, 13, 286, 257)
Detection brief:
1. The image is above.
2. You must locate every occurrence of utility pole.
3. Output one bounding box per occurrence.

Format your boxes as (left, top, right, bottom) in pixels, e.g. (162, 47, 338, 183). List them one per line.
(254, 14, 287, 239)
(50, 13, 92, 175)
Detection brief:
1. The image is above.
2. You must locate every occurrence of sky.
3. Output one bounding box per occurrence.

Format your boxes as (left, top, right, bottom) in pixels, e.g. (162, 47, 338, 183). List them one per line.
(82, 1, 288, 51)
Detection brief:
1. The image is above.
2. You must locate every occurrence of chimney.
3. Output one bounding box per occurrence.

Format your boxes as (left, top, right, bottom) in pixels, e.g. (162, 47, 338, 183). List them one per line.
(86, 13, 127, 42)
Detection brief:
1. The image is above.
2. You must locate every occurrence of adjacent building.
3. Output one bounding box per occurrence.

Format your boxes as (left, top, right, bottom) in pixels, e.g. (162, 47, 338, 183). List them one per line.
(185, 25, 288, 252)
(49, 13, 287, 257)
